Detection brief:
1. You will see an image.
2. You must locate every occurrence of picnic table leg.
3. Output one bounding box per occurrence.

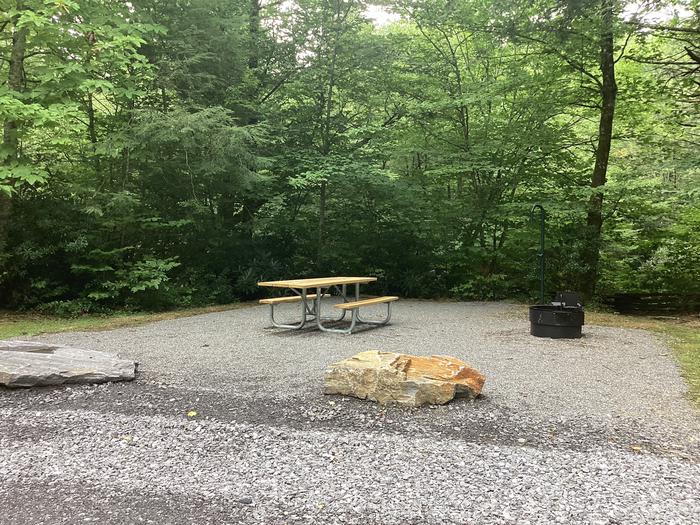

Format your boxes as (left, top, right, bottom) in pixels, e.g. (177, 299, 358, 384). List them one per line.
(336, 284, 348, 321)
(316, 285, 346, 322)
(302, 289, 317, 317)
(355, 283, 393, 326)
(291, 287, 320, 319)
(356, 301, 393, 326)
(316, 286, 356, 334)
(268, 288, 309, 330)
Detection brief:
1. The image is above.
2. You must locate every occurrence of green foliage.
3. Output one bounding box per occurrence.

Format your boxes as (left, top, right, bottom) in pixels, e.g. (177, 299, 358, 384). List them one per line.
(451, 275, 515, 301)
(0, 0, 698, 312)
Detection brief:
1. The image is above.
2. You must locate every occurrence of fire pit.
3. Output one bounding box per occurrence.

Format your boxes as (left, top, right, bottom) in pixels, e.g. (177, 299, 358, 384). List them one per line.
(529, 304, 584, 339)
(527, 204, 585, 339)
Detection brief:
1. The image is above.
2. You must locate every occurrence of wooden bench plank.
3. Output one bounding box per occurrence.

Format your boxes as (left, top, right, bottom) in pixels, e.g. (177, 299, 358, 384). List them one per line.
(259, 293, 327, 305)
(334, 296, 399, 310)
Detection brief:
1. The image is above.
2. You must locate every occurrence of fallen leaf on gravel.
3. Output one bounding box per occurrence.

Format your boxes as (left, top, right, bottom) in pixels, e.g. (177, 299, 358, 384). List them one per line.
(187, 410, 198, 418)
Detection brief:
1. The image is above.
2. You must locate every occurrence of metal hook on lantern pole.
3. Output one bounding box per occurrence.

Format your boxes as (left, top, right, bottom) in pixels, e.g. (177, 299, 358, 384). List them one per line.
(530, 204, 546, 304)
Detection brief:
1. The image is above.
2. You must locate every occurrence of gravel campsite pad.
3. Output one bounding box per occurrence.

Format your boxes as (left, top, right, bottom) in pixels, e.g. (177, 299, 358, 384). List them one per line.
(1, 301, 698, 524)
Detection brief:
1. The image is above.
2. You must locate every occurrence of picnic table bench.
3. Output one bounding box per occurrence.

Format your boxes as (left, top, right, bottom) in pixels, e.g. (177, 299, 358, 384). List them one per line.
(257, 276, 398, 334)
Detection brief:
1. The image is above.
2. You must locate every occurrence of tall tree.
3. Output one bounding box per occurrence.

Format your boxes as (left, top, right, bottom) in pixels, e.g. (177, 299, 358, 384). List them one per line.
(585, 0, 618, 296)
(395, 0, 573, 280)
(267, 0, 399, 270)
(494, 0, 635, 297)
(0, 0, 28, 254)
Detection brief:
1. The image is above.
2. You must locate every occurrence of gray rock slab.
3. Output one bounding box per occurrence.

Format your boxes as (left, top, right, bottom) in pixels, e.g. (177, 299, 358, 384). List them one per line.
(0, 340, 136, 387)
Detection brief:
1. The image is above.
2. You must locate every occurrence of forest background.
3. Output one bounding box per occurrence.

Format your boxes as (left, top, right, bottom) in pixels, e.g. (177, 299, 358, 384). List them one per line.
(1, 0, 698, 315)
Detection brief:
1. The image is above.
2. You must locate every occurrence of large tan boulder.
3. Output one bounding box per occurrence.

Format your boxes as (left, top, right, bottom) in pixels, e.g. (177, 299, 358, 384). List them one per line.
(324, 350, 485, 407)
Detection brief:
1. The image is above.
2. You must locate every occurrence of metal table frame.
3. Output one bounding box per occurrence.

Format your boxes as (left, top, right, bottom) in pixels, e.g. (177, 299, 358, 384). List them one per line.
(259, 277, 391, 334)
(267, 284, 348, 330)
(314, 283, 392, 334)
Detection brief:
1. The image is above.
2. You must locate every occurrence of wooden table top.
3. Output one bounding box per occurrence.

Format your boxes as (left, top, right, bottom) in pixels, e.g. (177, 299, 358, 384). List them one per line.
(257, 276, 377, 289)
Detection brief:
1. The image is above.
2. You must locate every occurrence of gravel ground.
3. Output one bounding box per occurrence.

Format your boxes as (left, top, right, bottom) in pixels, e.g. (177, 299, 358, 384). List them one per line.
(1, 300, 698, 524)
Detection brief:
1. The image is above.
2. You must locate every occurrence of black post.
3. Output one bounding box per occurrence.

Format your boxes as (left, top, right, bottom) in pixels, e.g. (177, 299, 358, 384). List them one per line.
(530, 204, 545, 304)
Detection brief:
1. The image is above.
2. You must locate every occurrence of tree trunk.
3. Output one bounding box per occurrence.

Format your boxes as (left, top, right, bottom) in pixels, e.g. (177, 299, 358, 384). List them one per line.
(248, 0, 261, 71)
(316, 2, 342, 271)
(86, 93, 102, 175)
(0, 5, 28, 255)
(582, 0, 617, 299)
(245, 0, 261, 125)
(317, 180, 327, 271)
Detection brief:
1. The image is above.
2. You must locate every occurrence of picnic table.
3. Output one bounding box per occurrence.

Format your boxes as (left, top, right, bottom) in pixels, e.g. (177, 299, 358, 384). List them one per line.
(257, 276, 398, 334)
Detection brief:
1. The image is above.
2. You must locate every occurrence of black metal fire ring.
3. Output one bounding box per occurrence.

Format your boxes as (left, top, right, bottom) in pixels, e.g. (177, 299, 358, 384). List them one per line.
(529, 304, 584, 339)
